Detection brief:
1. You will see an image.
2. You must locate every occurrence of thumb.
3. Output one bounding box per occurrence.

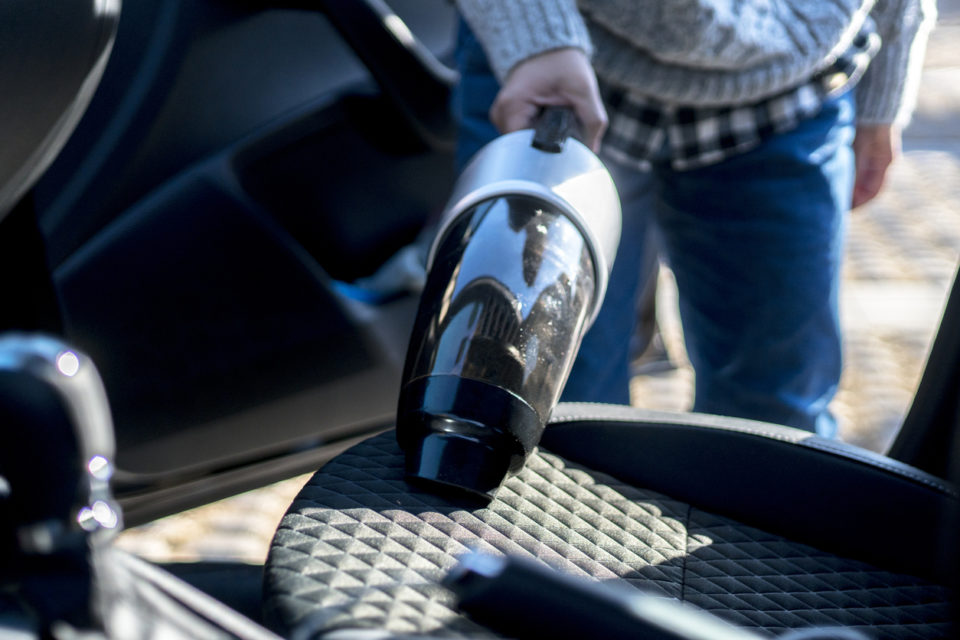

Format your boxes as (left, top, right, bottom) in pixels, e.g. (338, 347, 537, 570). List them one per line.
(496, 100, 542, 137)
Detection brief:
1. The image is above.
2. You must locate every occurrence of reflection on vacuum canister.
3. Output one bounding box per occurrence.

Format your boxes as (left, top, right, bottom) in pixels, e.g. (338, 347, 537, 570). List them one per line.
(408, 195, 596, 421)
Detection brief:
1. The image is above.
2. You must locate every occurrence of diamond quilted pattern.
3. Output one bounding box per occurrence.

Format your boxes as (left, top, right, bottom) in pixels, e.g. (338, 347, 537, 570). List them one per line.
(682, 510, 954, 638)
(263, 432, 954, 639)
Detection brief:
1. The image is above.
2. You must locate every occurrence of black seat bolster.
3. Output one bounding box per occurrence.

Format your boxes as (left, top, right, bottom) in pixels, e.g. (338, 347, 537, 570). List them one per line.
(544, 403, 959, 585)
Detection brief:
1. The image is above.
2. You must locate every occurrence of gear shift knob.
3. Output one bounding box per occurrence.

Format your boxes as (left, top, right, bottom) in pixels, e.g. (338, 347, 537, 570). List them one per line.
(0, 334, 120, 556)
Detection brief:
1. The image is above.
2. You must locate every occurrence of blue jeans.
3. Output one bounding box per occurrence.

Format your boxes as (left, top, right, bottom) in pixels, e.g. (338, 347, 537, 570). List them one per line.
(453, 23, 854, 436)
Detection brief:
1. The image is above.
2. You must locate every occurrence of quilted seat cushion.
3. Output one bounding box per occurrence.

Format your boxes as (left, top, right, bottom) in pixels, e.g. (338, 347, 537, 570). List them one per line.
(263, 432, 954, 639)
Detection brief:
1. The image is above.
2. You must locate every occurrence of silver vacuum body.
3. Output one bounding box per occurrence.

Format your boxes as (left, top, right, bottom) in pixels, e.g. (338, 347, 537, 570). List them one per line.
(397, 111, 622, 497)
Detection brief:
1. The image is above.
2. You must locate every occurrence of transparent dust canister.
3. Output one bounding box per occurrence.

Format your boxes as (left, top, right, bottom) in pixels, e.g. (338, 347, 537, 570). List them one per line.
(397, 119, 621, 497)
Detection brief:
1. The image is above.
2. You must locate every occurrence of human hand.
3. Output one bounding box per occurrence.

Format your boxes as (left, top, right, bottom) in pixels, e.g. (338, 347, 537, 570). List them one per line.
(490, 47, 608, 152)
(852, 123, 901, 209)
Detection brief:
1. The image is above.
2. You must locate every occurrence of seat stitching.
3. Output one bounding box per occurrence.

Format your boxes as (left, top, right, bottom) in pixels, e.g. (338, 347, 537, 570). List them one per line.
(799, 439, 959, 497)
(548, 409, 959, 498)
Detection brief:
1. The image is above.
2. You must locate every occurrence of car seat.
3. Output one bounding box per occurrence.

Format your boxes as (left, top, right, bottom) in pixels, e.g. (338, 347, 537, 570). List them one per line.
(262, 282, 960, 638)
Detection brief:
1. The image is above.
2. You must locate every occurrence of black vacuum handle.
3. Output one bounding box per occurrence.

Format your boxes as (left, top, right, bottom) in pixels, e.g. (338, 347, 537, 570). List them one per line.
(532, 106, 582, 153)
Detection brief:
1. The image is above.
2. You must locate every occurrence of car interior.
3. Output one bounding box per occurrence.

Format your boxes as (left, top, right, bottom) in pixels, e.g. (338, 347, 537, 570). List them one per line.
(1, 1, 957, 639)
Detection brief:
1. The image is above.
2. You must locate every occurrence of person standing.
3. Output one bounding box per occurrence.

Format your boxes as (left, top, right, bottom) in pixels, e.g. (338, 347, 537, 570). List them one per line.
(452, 0, 937, 436)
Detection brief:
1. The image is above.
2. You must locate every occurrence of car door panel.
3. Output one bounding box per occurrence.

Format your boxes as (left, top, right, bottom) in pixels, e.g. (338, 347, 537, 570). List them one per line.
(36, 0, 458, 520)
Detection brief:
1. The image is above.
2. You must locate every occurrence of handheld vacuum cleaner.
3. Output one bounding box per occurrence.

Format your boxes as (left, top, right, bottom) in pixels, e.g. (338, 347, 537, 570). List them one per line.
(397, 108, 622, 498)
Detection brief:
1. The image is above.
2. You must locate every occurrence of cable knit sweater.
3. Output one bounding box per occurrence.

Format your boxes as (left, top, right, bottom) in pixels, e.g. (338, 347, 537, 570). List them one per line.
(457, 0, 937, 125)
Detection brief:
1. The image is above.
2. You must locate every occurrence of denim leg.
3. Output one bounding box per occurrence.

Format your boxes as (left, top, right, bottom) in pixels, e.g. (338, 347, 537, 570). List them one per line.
(451, 20, 501, 172)
(652, 92, 856, 435)
(561, 161, 658, 404)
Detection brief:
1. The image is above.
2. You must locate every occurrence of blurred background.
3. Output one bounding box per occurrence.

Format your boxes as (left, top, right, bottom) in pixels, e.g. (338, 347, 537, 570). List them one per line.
(116, 0, 960, 565)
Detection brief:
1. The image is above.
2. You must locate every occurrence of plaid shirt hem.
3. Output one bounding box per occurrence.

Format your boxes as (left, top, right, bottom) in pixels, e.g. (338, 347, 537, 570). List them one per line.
(601, 29, 880, 171)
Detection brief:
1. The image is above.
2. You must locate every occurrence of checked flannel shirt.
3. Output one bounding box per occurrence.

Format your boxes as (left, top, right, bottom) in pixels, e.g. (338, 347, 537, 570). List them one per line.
(601, 29, 881, 171)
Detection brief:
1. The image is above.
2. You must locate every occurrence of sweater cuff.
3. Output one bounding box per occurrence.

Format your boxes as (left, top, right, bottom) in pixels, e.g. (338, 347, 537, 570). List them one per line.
(856, 3, 936, 126)
(456, 0, 593, 83)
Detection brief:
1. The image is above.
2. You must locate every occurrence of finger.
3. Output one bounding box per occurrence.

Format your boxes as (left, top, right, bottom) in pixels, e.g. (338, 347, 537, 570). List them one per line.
(490, 95, 539, 134)
(568, 94, 608, 152)
(852, 165, 887, 209)
(851, 152, 891, 209)
(850, 124, 898, 209)
(494, 92, 608, 151)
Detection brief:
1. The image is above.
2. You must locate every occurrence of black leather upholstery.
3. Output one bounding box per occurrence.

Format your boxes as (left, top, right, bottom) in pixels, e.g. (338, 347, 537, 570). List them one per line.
(545, 404, 959, 584)
(263, 408, 957, 639)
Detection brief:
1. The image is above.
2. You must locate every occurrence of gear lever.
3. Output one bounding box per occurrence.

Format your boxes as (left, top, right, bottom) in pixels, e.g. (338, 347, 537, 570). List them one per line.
(0, 334, 121, 635)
